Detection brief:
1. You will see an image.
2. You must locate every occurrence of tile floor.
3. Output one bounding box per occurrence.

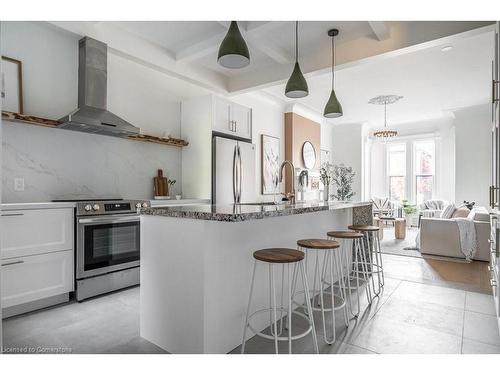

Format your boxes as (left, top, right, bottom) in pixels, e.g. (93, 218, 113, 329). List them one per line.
(2, 253, 499, 354)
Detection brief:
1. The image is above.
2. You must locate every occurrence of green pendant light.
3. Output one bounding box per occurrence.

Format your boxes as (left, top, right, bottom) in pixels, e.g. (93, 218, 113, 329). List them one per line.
(285, 21, 308, 98)
(217, 21, 250, 69)
(323, 29, 343, 118)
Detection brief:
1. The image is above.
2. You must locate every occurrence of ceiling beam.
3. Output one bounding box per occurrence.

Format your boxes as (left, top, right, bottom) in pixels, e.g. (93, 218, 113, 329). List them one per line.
(176, 21, 293, 65)
(368, 21, 390, 41)
(47, 21, 229, 93)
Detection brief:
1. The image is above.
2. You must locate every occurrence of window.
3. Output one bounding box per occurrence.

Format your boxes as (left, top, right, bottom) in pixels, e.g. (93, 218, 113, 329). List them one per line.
(414, 140, 435, 204)
(387, 143, 406, 201)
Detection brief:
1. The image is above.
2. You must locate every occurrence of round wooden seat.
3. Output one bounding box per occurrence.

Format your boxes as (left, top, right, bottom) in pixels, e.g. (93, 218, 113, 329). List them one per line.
(327, 230, 364, 239)
(297, 239, 340, 250)
(348, 224, 380, 232)
(253, 248, 304, 263)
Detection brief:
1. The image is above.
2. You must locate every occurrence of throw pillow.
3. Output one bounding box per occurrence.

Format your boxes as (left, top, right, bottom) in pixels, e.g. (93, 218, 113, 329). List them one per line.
(440, 204, 456, 219)
(451, 207, 471, 218)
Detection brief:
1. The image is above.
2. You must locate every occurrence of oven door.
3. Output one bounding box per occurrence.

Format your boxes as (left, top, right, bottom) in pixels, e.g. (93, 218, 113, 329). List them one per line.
(76, 214, 140, 279)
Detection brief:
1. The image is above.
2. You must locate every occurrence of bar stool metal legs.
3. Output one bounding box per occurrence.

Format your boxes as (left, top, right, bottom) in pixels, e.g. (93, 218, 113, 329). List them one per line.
(327, 231, 372, 317)
(293, 239, 349, 345)
(348, 225, 385, 299)
(241, 248, 319, 354)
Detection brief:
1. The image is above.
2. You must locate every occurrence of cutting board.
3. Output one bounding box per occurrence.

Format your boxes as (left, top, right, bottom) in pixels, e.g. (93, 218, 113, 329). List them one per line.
(153, 169, 169, 197)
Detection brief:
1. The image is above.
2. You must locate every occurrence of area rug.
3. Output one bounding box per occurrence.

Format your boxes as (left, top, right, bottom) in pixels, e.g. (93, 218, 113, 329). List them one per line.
(380, 227, 422, 258)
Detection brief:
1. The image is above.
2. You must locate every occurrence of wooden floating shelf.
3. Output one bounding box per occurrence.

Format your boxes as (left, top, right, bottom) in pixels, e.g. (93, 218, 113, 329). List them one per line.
(1, 111, 189, 148)
(127, 133, 188, 147)
(1, 110, 60, 127)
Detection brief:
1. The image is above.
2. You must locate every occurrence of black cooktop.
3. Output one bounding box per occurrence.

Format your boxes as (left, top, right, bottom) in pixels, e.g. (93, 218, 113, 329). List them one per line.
(52, 198, 123, 202)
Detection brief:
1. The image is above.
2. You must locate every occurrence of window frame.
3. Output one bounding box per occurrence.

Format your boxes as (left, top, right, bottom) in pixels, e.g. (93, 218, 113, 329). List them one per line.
(383, 136, 438, 204)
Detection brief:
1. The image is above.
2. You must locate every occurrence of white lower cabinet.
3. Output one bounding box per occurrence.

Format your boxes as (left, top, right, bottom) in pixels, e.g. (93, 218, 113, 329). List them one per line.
(1, 208, 73, 259)
(1, 206, 74, 316)
(1, 250, 74, 309)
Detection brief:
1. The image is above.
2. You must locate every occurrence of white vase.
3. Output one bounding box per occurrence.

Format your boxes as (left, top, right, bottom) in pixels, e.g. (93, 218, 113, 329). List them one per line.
(323, 184, 330, 202)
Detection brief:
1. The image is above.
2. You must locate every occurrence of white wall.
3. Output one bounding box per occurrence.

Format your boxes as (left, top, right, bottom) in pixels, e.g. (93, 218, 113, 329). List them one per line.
(331, 123, 363, 200)
(231, 92, 286, 201)
(366, 116, 456, 203)
(454, 104, 491, 207)
(0, 21, 190, 202)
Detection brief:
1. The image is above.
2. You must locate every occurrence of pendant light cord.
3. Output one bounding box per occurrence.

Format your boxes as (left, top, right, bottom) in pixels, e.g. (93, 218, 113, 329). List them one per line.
(331, 32, 335, 89)
(295, 21, 298, 63)
(384, 102, 387, 129)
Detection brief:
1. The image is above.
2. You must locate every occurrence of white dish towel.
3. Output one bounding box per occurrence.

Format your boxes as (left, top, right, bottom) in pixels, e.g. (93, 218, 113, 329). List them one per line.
(454, 217, 478, 261)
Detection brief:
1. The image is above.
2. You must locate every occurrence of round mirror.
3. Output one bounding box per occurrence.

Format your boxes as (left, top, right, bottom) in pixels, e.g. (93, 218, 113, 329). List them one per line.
(302, 141, 316, 169)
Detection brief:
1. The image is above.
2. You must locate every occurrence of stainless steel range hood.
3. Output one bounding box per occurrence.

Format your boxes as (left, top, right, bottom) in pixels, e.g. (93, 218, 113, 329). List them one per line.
(59, 37, 140, 137)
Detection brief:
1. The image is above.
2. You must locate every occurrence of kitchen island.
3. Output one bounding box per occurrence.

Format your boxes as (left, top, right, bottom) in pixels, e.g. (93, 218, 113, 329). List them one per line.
(139, 201, 372, 353)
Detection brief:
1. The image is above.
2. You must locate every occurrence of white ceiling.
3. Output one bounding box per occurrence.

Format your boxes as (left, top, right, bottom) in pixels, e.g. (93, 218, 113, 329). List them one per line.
(50, 20, 495, 120)
(96, 20, 493, 93)
(262, 30, 494, 127)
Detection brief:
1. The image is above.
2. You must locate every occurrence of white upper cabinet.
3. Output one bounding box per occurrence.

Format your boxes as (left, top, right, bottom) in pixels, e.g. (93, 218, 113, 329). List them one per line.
(1, 208, 73, 260)
(213, 97, 232, 134)
(230, 102, 252, 140)
(212, 96, 252, 140)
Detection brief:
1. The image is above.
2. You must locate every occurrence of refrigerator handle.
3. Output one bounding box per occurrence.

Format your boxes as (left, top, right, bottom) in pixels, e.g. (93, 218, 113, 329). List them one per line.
(238, 145, 242, 203)
(233, 145, 238, 203)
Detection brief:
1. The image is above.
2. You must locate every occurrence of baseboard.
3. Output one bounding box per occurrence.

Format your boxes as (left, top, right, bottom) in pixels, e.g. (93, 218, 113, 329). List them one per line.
(2, 293, 70, 319)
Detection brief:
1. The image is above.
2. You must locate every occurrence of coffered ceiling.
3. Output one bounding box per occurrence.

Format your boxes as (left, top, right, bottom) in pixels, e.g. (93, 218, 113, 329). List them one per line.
(50, 20, 493, 96)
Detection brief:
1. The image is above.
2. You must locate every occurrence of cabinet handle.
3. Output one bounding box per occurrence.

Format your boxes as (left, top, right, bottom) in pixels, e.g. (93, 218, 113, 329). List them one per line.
(494, 80, 499, 104)
(1, 260, 24, 266)
(1, 212, 24, 217)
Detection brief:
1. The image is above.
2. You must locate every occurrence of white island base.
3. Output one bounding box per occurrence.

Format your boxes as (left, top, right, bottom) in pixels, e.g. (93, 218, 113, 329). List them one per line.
(140, 204, 368, 353)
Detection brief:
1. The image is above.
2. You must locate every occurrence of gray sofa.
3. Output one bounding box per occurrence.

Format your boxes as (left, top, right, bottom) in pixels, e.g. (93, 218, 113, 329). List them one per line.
(420, 208, 491, 261)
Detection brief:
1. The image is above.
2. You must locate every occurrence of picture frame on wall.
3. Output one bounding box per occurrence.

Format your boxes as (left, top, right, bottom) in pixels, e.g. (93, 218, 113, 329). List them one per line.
(1, 56, 24, 114)
(261, 134, 280, 195)
(320, 149, 330, 166)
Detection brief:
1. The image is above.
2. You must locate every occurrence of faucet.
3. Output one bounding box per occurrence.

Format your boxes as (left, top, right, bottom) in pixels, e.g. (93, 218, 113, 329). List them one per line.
(279, 160, 296, 204)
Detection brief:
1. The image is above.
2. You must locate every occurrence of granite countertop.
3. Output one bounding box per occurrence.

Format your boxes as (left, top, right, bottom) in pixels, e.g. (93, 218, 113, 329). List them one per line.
(140, 201, 372, 222)
(2, 202, 76, 210)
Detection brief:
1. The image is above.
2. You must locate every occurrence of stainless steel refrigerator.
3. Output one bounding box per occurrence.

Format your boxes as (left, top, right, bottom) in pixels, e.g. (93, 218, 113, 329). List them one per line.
(212, 135, 256, 205)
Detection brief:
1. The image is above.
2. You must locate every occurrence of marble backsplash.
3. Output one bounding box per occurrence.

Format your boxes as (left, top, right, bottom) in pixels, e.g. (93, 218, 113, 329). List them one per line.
(2, 122, 181, 203)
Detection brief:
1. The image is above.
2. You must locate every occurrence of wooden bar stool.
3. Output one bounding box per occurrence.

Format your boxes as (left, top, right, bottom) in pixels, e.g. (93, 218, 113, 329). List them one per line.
(292, 239, 348, 345)
(241, 248, 319, 354)
(326, 231, 372, 316)
(348, 225, 384, 298)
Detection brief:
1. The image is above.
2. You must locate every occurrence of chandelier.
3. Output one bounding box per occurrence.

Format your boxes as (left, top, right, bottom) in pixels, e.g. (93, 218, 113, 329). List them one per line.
(369, 95, 403, 140)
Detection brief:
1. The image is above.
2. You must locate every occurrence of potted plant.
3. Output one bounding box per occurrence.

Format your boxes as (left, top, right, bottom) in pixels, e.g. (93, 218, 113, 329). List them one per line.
(401, 199, 417, 225)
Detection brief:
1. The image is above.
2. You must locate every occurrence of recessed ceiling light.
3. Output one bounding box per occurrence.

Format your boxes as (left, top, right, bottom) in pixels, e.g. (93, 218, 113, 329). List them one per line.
(441, 45, 453, 52)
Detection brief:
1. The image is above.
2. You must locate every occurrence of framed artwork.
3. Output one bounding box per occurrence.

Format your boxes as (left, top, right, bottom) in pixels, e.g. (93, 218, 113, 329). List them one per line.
(1, 56, 24, 114)
(320, 149, 330, 166)
(261, 134, 280, 194)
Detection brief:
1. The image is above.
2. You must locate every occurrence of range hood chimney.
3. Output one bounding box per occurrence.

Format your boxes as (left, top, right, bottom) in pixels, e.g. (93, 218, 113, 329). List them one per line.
(59, 37, 140, 137)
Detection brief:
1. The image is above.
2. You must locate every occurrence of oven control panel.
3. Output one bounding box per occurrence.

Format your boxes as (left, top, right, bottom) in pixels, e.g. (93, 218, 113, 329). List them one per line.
(76, 200, 149, 216)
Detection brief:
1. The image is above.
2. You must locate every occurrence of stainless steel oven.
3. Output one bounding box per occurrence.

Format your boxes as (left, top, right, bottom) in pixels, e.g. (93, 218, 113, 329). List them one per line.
(77, 213, 140, 279)
(69, 199, 149, 301)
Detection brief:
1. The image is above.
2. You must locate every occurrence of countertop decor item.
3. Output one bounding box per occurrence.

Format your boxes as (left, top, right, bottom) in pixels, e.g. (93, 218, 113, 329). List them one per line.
(261, 134, 280, 194)
(153, 169, 168, 197)
(323, 29, 343, 118)
(217, 21, 250, 69)
(1, 56, 23, 114)
(302, 141, 316, 169)
(331, 163, 356, 201)
(285, 21, 308, 98)
(369, 95, 403, 140)
(320, 162, 333, 202)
